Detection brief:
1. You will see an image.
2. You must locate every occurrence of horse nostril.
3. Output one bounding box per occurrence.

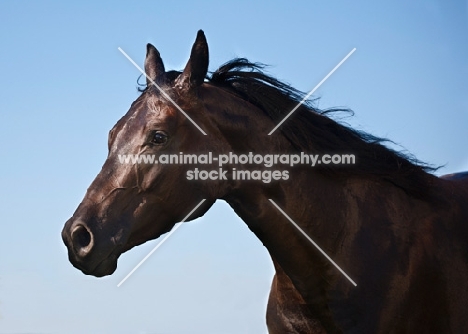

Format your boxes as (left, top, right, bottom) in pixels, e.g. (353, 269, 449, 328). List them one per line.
(71, 224, 94, 257)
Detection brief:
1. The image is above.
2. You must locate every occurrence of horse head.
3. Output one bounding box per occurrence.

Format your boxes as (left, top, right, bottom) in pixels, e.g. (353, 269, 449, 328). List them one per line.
(61, 31, 230, 276)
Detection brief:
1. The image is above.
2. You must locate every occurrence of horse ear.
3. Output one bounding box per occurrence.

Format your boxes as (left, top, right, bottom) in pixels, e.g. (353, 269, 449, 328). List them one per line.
(175, 30, 209, 91)
(145, 43, 165, 86)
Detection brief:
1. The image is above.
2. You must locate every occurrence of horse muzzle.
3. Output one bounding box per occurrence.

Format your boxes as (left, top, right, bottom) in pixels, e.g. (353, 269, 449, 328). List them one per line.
(62, 217, 120, 277)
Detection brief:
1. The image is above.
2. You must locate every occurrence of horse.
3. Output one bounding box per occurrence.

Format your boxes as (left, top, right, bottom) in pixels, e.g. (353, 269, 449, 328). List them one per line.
(62, 30, 468, 333)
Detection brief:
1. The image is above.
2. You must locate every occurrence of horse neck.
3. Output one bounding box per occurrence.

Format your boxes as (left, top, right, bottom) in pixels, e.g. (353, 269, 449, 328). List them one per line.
(201, 85, 351, 301)
(201, 84, 443, 304)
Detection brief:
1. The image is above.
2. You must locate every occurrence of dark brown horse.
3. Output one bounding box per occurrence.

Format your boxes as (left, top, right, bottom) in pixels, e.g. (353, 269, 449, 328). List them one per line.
(62, 30, 468, 333)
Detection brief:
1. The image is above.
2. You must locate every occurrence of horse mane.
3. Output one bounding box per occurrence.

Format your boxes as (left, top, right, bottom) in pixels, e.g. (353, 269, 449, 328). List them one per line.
(207, 58, 439, 199)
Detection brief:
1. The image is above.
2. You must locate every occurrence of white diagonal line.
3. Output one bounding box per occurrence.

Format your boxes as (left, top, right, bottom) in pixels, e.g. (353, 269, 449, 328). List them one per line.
(118, 47, 207, 136)
(117, 199, 206, 287)
(269, 199, 357, 286)
(268, 48, 356, 135)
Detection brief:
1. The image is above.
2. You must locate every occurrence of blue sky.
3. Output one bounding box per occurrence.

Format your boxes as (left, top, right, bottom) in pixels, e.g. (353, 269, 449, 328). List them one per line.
(0, 1, 467, 333)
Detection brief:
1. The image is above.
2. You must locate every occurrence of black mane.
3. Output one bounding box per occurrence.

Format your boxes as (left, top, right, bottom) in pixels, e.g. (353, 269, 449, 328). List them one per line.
(208, 58, 438, 198)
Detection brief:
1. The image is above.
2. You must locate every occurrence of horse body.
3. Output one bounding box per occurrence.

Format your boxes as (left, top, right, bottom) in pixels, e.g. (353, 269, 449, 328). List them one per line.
(62, 31, 468, 333)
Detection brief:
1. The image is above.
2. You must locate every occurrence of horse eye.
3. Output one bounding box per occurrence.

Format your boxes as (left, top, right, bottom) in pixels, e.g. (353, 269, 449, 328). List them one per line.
(151, 131, 168, 145)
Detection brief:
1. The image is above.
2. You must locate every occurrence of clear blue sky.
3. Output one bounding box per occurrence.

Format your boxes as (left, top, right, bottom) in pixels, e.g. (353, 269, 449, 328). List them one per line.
(0, 1, 467, 333)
